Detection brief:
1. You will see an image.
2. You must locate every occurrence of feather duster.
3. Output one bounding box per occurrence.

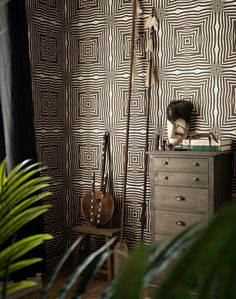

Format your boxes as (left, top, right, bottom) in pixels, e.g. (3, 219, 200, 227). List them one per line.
(146, 38, 153, 53)
(144, 15, 158, 31)
(136, 0, 142, 17)
(152, 16, 158, 31)
(144, 15, 153, 29)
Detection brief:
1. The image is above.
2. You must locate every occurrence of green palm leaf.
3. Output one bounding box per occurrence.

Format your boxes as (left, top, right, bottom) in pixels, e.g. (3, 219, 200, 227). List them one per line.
(155, 205, 236, 299)
(107, 243, 149, 299)
(55, 237, 116, 299)
(144, 221, 203, 288)
(0, 159, 53, 299)
(218, 263, 236, 299)
(0, 0, 10, 6)
(3, 165, 48, 197)
(1, 160, 42, 196)
(0, 159, 6, 194)
(1, 191, 52, 226)
(0, 281, 38, 297)
(0, 205, 51, 244)
(0, 234, 53, 269)
(0, 258, 43, 279)
(39, 235, 84, 299)
(1, 176, 50, 216)
(0, 160, 49, 214)
(71, 250, 110, 299)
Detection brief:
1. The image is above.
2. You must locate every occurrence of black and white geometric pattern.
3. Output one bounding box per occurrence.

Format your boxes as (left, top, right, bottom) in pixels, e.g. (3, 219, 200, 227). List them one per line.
(26, 0, 236, 265)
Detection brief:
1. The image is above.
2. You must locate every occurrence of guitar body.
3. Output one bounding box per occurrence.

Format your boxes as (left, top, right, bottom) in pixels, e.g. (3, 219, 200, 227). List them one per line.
(81, 190, 115, 225)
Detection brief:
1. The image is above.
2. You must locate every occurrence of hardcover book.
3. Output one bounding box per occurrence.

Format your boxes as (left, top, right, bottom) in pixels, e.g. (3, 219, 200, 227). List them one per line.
(181, 144, 231, 152)
(181, 138, 232, 146)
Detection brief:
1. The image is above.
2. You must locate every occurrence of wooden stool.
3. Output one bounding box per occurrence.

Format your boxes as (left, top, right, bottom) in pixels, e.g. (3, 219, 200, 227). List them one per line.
(72, 225, 121, 281)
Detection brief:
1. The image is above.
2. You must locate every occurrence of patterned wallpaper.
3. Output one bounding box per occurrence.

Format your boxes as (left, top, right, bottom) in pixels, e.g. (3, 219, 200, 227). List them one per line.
(26, 0, 236, 265)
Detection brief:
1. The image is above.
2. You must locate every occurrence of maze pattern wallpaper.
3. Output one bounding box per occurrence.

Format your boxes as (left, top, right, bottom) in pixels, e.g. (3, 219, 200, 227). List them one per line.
(26, 0, 236, 265)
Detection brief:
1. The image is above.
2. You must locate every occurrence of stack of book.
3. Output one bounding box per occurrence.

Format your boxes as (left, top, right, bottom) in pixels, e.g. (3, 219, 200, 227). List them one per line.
(181, 138, 232, 152)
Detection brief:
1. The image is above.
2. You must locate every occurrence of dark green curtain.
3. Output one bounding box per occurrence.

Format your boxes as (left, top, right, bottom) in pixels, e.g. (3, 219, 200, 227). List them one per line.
(0, 0, 37, 168)
(0, 0, 45, 277)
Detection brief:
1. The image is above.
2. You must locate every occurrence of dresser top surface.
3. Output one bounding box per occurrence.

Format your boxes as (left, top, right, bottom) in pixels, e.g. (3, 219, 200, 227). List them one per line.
(148, 150, 232, 158)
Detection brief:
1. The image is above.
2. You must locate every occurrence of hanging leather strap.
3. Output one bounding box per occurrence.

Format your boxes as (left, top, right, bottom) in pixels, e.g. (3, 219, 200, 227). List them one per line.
(101, 132, 109, 191)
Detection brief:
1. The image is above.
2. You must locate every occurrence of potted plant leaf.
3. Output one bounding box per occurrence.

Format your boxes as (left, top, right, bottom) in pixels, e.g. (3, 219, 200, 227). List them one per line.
(99, 204, 236, 299)
(0, 159, 52, 299)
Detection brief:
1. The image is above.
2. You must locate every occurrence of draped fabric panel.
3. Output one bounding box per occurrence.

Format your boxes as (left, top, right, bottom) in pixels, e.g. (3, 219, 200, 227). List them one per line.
(0, 0, 37, 168)
(0, 0, 45, 277)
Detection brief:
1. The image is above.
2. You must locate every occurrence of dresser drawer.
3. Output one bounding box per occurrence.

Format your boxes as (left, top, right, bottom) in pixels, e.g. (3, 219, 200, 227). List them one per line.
(154, 186, 208, 213)
(154, 233, 173, 243)
(155, 172, 208, 188)
(155, 210, 207, 236)
(153, 157, 208, 173)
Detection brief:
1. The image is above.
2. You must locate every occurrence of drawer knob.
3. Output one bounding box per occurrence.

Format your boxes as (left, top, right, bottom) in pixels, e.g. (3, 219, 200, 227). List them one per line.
(175, 196, 186, 201)
(193, 162, 199, 167)
(176, 221, 186, 227)
(194, 177, 200, 182)
(162, 161, 168, 165)
(162, 176, 168, 180)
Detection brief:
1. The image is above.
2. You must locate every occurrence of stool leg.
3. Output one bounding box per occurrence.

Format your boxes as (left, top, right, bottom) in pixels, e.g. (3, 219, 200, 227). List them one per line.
(106, 236, 112, 281)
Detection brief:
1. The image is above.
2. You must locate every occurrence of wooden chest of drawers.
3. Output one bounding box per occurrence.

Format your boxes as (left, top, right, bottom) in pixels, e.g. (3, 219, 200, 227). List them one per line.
(148, 151, 232, 243)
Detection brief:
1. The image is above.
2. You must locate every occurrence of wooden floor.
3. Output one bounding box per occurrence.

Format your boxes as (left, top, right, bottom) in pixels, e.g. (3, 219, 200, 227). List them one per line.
(16, 268, 152, 299)
(18, 267, 109, 299)
(15, 259, 152, 299)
